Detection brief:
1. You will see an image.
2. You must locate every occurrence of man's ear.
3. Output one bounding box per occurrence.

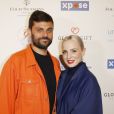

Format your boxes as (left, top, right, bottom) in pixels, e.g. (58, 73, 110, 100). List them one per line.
(24, 28, 31, 38)
(27, 28, 31, 38)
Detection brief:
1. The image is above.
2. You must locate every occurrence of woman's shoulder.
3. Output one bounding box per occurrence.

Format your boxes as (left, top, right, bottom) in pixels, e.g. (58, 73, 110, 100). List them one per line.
(84, 70, 101, 91)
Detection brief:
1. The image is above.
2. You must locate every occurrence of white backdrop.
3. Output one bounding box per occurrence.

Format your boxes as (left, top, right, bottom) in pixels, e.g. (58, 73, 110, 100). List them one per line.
(0, 0, 114, 114)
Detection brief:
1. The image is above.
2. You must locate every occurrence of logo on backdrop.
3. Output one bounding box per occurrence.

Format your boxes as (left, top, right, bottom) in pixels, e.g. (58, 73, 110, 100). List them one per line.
(104, 92, 114, 99)
(71, 27, 92, 40)
(61, 1, 89, 11)
(106, 29, 114, 41)
(107, 59, 114, 69)
(71, 27, 80, 34)
(58, 26, 92, 41)
(105, 7, 114, 11)
(10, 0, 44, 16)
(105, 7, 114, 17)
(107, 29, 114, 35)
(24, 0, 30, 6)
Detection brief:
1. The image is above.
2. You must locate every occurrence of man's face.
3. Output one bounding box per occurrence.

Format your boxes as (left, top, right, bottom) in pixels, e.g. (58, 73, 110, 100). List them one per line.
(30, 21, 54, 50)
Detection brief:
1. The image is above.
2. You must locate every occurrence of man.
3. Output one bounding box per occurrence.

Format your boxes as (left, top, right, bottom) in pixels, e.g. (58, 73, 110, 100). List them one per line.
(0, 10, 60, 114)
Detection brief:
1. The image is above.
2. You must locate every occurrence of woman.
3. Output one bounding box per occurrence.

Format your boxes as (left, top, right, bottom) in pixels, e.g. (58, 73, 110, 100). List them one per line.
(56, 35, 103, 114)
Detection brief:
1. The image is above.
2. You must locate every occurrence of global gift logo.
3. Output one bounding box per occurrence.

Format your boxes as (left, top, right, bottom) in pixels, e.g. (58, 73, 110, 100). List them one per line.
(71, 27, 80, 34)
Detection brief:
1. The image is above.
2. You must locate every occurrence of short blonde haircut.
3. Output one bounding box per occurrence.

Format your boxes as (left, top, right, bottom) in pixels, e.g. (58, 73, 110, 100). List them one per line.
(62, 35, 84, 50)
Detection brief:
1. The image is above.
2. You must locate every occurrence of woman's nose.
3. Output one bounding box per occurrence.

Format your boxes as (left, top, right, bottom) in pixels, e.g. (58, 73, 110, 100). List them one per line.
(67, 53, 72, 59)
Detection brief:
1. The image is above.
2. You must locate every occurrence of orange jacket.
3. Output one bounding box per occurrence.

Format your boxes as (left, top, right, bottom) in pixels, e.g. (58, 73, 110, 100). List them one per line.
(0, 45, 61, 114)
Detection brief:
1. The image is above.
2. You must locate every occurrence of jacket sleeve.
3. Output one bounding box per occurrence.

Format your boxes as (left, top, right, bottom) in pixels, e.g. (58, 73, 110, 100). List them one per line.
(71, 78, 103, 114)
(0, 57, 18, 114)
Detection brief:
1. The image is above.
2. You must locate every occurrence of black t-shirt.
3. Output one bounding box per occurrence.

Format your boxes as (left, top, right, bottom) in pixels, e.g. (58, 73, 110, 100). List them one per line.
(33, 50, 56, 114)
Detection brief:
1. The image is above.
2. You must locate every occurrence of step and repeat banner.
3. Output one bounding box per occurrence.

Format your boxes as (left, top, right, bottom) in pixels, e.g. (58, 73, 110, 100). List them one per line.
(0, 0, 114, 113)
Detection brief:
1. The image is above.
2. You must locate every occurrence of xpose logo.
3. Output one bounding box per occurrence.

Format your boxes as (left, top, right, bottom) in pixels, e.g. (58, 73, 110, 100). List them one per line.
(107, 59, 114, 69)
(61, 1, 89, 11)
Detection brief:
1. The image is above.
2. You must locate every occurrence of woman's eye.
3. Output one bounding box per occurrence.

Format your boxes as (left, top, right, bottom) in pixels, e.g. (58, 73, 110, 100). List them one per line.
(62, 51, 67, 54)
(72, 50, 77, 52)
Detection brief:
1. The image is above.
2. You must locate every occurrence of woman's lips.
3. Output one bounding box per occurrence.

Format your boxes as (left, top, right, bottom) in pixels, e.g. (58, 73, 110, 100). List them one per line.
(67, 60, 75, 64)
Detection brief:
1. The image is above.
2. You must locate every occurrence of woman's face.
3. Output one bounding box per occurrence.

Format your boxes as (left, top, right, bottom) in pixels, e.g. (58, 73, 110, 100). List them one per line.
(62, 39, 85, 68)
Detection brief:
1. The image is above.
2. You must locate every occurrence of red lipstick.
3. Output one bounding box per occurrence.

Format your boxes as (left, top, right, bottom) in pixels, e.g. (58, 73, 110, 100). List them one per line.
(67, 60, 75, 64)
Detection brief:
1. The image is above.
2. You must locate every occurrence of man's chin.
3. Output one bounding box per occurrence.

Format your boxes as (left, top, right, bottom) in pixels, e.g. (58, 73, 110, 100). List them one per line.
(35, 44, 48, 50)
(32, 41, 51, 49)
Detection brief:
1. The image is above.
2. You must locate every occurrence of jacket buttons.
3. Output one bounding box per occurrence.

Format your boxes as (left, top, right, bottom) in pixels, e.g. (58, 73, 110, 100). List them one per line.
(28, 80, 32, 83)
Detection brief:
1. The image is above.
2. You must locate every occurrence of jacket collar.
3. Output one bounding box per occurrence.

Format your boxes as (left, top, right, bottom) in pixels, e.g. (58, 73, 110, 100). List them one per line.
(26, 45, 37, 67)
(60, 62, 87, 99)
(25, 44, 60, 83)
(25, 45, 54, 67)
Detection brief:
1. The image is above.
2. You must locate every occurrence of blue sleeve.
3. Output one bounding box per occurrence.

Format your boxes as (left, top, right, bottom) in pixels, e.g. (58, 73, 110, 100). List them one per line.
(71, 77, 103, 114)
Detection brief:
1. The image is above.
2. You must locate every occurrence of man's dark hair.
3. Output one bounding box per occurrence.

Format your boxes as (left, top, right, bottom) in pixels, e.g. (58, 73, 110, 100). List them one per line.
(29, 10, 54, 29)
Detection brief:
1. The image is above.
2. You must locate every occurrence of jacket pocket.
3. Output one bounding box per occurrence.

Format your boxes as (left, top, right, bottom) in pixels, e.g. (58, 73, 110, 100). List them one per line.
(15, 80, 42, 114)
(19, 79, 40, 100)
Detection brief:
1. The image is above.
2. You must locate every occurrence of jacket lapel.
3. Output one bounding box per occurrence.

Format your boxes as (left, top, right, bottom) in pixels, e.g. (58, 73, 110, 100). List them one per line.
(60, 70, 78, 99)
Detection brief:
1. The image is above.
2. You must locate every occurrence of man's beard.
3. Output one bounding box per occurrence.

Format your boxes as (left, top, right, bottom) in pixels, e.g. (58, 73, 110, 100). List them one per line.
(31, 35, 52, 50)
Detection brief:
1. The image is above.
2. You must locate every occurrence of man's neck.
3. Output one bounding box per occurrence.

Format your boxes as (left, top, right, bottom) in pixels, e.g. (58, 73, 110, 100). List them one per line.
(31, 44, 48, 56)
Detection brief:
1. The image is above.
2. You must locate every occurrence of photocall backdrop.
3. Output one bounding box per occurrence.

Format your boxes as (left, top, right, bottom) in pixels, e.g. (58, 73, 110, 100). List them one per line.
(0, 0, 114, 114)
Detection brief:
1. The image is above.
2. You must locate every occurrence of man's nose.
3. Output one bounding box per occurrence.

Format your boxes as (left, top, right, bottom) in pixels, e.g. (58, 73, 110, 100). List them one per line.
(43, 31, 48, 37)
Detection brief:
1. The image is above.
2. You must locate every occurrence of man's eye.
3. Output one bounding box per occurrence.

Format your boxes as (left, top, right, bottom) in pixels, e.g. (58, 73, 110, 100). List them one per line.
(47, 29, 53, 33)
(37, 29, 43, 32)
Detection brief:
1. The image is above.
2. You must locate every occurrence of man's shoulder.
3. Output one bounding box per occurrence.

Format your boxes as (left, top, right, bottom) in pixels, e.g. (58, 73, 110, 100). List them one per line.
(11, 47, 28, 59)
(6, 46, 30, 65)
(1, 47, 29, 71)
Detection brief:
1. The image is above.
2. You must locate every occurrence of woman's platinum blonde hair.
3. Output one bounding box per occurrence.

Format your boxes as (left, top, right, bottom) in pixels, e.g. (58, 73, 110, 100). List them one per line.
(62, 35, 84, 50)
